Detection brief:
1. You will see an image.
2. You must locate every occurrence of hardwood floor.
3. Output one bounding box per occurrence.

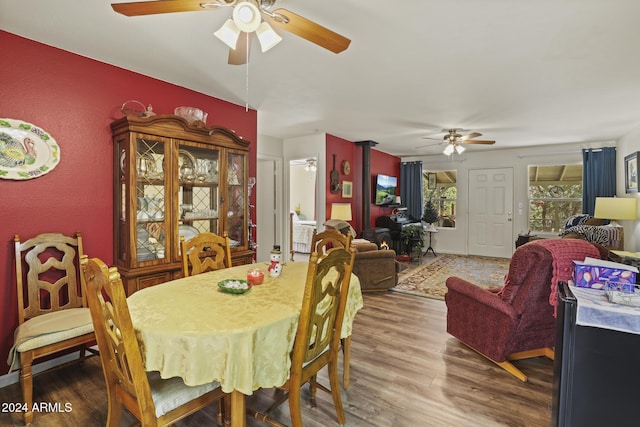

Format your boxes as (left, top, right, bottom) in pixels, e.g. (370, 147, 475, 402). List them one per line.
(0, 292, 553, 427)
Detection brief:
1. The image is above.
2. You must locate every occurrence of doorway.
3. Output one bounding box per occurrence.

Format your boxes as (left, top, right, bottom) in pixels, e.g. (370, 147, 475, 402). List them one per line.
(468, 168, 514, 258)
(289, 158, 318, 260)
(256, 156, 282, 263)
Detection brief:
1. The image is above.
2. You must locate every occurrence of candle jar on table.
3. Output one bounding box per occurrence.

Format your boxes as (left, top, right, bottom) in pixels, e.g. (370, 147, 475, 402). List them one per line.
(247, 269, 264, 285)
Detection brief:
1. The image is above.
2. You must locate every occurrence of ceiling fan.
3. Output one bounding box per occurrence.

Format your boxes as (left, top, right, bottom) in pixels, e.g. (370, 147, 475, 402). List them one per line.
(111, 0, 351, 65)
(419, 129, 496, 155)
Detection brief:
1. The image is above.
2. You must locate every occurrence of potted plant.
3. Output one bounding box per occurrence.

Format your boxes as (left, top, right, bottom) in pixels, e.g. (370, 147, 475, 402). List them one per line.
(400, 225, 425, 259)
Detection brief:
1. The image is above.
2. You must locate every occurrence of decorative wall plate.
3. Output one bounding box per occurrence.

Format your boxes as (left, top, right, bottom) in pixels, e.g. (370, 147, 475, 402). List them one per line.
(341, 160, 351, 175)
(0, 118, 60, 180)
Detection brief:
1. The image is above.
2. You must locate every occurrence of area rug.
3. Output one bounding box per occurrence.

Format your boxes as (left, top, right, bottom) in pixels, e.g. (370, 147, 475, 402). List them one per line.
(394, 254, 511, 300)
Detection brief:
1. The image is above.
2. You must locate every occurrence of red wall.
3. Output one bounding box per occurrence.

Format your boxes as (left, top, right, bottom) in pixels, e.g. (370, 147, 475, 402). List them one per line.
(325, 135, 359, 229)
(369, 149, 402, 227)
(0, 31, 257, 375)
(324, 135, 401, 234)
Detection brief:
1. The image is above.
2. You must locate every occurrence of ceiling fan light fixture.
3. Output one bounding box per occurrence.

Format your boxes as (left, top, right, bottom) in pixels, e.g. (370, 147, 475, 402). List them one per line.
(455, 144, 465, 154)
(256, 21, 282, 52)
(214, 18, 241, 49)
(443, 144, 455, 156)
(232, 1, 261, 32)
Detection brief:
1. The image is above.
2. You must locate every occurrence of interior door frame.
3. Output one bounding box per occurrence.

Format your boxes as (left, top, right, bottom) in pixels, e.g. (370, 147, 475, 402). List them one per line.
(256, 154, 283, 263)
(467, 167, 514, 258)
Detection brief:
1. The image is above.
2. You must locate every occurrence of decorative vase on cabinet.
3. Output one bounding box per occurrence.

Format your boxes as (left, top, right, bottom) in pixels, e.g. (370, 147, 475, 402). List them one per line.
(111, 114, 253, 295)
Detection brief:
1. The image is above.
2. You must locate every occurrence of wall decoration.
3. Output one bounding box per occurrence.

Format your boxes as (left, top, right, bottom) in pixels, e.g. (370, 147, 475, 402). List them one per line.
(625, 152, 638, 193)
(0, 118, 60, 180)
(341, 160, 351, 175)
(427, 173, 437, 189)
(342, 180, 353, 198)
(330, 154, 341, 193)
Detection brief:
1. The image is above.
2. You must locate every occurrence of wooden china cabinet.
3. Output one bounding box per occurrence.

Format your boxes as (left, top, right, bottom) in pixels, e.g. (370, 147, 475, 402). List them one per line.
(111, 114, 253, 295)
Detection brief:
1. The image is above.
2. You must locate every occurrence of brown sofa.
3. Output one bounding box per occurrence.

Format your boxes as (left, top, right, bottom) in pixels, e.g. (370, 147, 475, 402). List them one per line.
(351, 241, 397, 292)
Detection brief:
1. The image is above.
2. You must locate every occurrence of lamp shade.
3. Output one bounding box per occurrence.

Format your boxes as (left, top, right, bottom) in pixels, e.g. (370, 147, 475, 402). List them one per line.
(330, 203, 352, 221)
(256, 21, 282, 52)
(594, 197, 637, 221)
(214, 19, 241, 49)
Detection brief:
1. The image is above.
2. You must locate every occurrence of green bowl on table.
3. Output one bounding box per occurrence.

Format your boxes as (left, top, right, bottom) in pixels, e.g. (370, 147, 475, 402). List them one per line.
(218, 279, 251, 294)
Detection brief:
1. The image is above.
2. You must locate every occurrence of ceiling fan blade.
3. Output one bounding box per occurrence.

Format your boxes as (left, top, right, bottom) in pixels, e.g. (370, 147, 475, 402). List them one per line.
(462, 140, 496, 145)
(111, 0, 227, 17)
(266, 8, 351, 54)
(228, 32, 253, 65)
(459, 132, 482, 141)
(420, 136, 444, 141)
(416, 142, 443, 149)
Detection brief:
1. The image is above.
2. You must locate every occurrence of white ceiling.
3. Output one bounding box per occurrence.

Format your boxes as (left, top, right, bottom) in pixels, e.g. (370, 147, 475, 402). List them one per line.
(2, 0, 640, 156)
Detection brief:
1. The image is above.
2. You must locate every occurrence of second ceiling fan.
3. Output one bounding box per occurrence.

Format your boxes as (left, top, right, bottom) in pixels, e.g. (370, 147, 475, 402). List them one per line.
(111, 0, 351, 65)
(421, 129, 496, 155)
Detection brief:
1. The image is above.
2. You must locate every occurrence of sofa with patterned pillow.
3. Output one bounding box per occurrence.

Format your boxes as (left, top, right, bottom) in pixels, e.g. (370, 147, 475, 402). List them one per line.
(560, 214, 623, 250)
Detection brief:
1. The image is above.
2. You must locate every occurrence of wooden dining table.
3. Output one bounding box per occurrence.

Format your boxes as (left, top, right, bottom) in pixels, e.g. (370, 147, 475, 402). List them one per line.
(127, 261, 363, 427)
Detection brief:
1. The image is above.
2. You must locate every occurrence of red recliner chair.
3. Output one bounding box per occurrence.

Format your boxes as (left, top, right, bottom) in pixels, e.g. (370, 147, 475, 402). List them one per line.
(445, 239, 604, 381)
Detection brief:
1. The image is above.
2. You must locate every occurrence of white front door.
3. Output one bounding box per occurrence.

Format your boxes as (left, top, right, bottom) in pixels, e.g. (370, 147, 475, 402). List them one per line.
(468, 168, 514, 258)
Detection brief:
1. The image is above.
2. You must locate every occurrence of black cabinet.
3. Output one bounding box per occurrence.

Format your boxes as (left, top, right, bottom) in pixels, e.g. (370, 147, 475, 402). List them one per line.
(552, 282, 640, 427)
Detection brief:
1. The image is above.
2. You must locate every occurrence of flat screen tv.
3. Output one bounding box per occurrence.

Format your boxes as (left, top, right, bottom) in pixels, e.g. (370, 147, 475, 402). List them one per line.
(375, 174, 398, 205)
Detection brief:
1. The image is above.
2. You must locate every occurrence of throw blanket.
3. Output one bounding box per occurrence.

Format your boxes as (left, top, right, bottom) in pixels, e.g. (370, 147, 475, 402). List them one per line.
(527, 239, 601, 316)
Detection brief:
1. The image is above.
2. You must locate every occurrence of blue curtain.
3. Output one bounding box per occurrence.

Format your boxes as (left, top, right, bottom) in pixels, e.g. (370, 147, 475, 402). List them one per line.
(400, 161, 423, 220)
(582, 147, 616, 215)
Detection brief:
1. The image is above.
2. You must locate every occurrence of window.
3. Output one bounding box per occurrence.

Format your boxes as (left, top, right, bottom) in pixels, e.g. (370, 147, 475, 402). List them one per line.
(423, 170, 457, 228)
(528, 164, 582, 233)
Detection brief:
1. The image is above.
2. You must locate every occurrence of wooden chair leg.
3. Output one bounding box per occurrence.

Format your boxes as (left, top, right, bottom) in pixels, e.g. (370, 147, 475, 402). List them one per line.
(341, 336, 351, 389)
(328, 359, 346, 425)
(308, 375, 318, 408)
(288, 386, 303, 427)
(19, 353, 34, 425)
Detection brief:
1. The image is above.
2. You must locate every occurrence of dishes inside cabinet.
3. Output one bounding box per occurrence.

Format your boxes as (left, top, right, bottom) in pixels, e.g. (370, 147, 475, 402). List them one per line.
(178, 149, 197, 182)
(179, 225, 199, 242)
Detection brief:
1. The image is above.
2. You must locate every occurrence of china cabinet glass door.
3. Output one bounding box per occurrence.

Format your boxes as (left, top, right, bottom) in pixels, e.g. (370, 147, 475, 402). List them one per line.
(177, 142, 221, 246)
(133, 136, 169, 264)
(225, 150, 247, 249)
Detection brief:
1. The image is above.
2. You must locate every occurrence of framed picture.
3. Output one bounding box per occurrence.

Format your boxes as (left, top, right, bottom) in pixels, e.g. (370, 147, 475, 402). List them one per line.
(625, 152, 638, 193)
(342, 181, 353, 198)
(428, 173, 437, 189)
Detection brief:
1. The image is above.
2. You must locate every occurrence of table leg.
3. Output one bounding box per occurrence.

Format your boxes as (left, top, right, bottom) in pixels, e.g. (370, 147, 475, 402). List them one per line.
(231, 390, 246, 427)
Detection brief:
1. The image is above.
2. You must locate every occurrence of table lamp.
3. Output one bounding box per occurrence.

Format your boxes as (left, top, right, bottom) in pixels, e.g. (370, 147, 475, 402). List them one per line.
(594, 197, 637, 226)
(594, 197, 637, 249)
(330, 203, 353, 221)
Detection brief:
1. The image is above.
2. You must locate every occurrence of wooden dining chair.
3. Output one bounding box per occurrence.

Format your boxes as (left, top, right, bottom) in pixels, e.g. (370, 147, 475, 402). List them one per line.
(310, 228, 354, 389)
(10, 232, 97, 425)
(249, 247, 356, 427)
(310, 228, 353, 259)
(180, 231, 232, 277)
(80, 256, 227, 427)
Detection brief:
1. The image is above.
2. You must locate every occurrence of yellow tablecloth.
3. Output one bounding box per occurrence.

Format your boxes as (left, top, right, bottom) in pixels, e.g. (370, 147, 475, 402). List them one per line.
(127, 261, 363, 395)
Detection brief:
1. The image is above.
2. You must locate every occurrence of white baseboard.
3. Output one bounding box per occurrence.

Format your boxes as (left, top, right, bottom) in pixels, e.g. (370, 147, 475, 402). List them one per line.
(0, 346, 99, 389)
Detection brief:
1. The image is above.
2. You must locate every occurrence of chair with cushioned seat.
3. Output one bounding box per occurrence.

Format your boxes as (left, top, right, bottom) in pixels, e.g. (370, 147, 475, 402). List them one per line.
(310, 228, 355, 389)
(180, 231, 232, 277)
(445, 239, 604, 382)
(81, 256, 227, 427)
(249, 247, 355, 427)
(9, 232, 97, 424)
